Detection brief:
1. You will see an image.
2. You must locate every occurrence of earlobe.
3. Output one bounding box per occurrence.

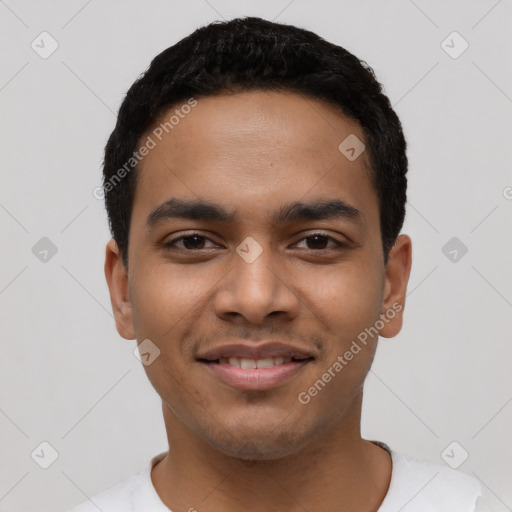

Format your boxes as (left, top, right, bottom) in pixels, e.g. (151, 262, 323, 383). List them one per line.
(104, 239, 136, 340)
(379, 234, 412, 339)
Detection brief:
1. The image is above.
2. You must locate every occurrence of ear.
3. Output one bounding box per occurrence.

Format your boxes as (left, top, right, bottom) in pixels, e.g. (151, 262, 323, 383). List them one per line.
(104, 239, 136, 340)
(379, 234, 412, 338)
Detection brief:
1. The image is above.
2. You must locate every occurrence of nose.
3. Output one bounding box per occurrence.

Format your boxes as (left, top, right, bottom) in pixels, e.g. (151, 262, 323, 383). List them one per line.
(213, 242, 300, 325)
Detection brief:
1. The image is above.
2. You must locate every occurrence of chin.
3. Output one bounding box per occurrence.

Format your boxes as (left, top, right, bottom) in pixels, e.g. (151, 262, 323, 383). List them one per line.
(220, 439, 302, 462)
(204, 421, 311, 462)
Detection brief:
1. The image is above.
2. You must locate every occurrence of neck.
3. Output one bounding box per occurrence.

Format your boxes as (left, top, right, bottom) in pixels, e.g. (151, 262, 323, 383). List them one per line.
(151, 395, 392, 512)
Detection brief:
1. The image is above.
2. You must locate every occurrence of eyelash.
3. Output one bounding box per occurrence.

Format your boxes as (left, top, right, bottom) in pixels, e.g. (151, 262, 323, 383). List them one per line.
(162, 232, 349, 252)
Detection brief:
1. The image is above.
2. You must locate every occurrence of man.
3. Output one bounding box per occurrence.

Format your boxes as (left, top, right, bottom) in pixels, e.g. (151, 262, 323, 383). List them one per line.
(70, 16, 491, 512)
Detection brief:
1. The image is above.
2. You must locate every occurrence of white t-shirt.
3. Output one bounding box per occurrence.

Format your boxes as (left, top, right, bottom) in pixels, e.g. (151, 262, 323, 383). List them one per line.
(68, 441, 492, 511)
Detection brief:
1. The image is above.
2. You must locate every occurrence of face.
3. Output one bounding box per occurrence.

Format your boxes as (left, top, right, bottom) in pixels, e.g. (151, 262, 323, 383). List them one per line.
(105, 90, 412, 460)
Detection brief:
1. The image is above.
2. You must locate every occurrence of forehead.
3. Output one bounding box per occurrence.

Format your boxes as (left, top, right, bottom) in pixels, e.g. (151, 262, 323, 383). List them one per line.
(132, 90, 378, 228)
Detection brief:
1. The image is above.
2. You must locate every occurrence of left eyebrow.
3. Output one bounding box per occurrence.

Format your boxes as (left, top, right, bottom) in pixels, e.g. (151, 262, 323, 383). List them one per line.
(146, 197, 364, 228)
(271, 198, 363, 225)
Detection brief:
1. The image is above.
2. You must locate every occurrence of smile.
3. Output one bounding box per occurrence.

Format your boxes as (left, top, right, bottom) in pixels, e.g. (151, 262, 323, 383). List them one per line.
(199, 356, 313, 391)
(220, 356, 293, 369)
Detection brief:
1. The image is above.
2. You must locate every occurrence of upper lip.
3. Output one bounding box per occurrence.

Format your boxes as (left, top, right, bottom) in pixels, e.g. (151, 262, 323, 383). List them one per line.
(197, 342, 315, 361)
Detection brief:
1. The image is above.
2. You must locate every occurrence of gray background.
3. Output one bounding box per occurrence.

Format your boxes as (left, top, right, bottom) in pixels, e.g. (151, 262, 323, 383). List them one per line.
(1, 0, 511, 510)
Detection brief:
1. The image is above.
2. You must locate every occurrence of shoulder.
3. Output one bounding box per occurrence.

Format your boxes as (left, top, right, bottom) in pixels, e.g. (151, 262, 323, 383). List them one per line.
(379, 449, 488, 512)
(66, 473, 138, 512)
(65, 451, 168, 512)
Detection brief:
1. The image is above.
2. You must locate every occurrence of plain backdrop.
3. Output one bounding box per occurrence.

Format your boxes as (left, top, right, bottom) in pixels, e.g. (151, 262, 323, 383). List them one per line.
(1, 1, 511, 510)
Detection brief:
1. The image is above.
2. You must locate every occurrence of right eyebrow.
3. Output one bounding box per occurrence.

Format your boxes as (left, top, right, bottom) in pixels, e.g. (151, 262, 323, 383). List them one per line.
(146, 198, 236, 228)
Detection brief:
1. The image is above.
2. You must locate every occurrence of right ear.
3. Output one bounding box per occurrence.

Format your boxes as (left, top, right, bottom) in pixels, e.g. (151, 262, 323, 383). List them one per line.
(104, 239, 136, 340)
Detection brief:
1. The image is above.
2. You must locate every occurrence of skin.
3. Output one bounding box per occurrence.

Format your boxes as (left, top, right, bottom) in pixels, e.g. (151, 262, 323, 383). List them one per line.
(105, 90, 412, 512)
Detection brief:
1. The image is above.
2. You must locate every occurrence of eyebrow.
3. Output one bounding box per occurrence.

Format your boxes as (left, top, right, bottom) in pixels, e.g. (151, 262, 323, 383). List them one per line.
(146, 197, 363, 228)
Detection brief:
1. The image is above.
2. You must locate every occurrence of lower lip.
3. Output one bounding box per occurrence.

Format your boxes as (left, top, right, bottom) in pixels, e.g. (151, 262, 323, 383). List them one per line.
(200, 360, 312, 391)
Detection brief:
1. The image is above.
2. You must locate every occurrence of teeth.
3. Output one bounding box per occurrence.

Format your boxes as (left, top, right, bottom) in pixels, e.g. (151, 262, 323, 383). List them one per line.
(221, 356, 292, 369)
(256, 358, 274, 369)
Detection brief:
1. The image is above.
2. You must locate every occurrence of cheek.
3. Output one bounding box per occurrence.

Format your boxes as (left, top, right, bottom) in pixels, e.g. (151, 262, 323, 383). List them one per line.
(129, 266, 212, 408)
(304, 260, 383, 334)
(297, 268, 382, 410)
(130, 263, 210, 338)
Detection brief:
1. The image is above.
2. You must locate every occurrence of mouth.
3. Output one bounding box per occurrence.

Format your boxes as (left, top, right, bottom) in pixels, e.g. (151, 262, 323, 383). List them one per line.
(200, 355, 313, 368)
(197, 353, 314, 391)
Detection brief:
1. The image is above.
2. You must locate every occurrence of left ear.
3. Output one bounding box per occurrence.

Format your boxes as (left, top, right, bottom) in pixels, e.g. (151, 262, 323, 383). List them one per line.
(379, 234, 412, 338)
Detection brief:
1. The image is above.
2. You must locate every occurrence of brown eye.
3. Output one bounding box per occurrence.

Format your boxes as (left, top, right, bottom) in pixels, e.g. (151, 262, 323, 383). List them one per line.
(179, 235, 207, 250)
(295, 233, 348, 251)
(305, 234, 329, 250)
(163, 233, 216, 251)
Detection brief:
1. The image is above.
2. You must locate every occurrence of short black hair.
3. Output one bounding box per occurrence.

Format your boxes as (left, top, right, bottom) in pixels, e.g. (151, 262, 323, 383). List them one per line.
(102, 16, 407, 268)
